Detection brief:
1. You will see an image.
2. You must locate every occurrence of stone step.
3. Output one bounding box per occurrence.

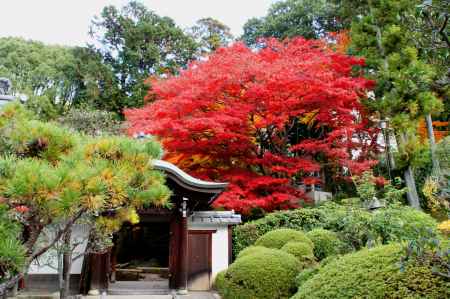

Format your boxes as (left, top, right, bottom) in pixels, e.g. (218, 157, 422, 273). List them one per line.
(108, 289, 170, 296)
(108, 281, 170, 296)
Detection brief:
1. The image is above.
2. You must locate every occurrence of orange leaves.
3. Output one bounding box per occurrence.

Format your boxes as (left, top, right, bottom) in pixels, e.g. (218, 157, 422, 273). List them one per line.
(417, 119, 449, 142)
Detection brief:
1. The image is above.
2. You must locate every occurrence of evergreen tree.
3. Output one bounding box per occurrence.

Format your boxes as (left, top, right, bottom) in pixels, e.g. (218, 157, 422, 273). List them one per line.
(347, 0, 444, 208)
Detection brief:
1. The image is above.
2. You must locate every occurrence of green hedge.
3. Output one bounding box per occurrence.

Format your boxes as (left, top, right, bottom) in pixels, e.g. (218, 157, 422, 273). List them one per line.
(216, 249, 301, 299)
(254, 229, 313, 249)
(306, 229, 343, 260)
(291, 243, 450, 299)
(233, 208, 326, 255)
(281, 242, 315, 268)
(236, 246, 279, 260)
(234, 203, 438, 256)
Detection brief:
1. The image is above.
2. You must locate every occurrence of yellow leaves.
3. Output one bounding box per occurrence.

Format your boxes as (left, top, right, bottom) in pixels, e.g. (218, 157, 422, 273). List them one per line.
(437, 220, 450, 236)
(101, 168, 114, 181)
(422, 177, 449, 215)
(83, 195, 105, 211)
(166, 153, 212, 169)
(408, 101, 419, 117)
(117, 207, 140, 225)
(299, 109, 319, 128)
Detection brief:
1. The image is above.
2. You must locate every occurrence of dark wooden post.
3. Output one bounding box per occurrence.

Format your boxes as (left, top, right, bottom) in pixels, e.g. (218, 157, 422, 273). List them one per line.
(178, 197, 189, 294)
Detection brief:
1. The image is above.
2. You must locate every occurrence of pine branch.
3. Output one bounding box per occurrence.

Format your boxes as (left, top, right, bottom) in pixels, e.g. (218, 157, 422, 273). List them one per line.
(28, 208, 87, 263)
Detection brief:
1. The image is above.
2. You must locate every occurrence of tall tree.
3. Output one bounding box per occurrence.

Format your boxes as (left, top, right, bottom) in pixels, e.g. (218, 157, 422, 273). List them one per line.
(347, 0, 444, 208)
(242, 0, 344, 46)
(0, 37, 82, 115)
(89, 1, 198, 113)
(187, 18, 234, 54)
(126, 38, 378, 215)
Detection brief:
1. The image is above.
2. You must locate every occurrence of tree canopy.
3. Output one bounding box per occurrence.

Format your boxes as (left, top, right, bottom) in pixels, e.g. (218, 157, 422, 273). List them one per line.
(187, 17, 234, 54)
(126, 38, 377, 214)
(242, 0, 344, 46)
(89, 1, 198, 113)
(0, 103, 170, 266)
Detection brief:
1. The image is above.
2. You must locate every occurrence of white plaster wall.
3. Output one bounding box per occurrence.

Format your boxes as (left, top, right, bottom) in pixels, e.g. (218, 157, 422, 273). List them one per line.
(28, 224, 89, 274)
(188, 222, 230, 285)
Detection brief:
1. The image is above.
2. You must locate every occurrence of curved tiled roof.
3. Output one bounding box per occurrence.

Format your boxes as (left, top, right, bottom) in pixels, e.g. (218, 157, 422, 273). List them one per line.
(152, 159, 228, 194)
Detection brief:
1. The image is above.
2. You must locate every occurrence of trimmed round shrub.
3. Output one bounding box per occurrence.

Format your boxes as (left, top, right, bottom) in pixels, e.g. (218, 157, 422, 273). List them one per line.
(292, 244, 450, 299)
(236, 245, 276, 260)
(281, 242, 315, 267)
(214, 270, 226, 290)
(294, 267, 319, 289)
(255, 228, 313, 249)
(233, 208, 326, 255)
(216, 249, 301, 299)
(306, 228, 343, 260)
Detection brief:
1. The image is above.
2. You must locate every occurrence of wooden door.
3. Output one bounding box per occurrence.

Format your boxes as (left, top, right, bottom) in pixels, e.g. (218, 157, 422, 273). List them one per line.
(187, 231, 213, 291)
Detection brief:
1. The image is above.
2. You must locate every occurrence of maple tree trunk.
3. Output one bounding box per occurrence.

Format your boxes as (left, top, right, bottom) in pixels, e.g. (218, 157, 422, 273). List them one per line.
(60, 227, 73, 299)
(425, 114, 440, 175)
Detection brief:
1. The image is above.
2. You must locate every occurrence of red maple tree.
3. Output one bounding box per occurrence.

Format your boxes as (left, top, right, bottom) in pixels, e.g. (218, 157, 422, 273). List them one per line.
(126, 38, 378, 214)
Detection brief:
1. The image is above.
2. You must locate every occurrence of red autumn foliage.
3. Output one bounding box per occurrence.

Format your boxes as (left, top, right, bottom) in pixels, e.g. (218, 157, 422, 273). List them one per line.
(126, 38, 378, 214)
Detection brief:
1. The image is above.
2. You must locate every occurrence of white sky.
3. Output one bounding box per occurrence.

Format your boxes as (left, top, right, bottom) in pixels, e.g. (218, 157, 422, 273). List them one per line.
(0, 0, 276, 46)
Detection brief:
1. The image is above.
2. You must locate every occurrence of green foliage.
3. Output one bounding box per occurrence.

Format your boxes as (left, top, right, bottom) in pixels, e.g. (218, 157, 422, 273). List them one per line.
(242, 0, 344, 46)
(57, 108, 123, 136)
(236, 246, 276, 260)
(353, 171, 377, 203)
(216, 249, 301, 299)
(305, 229, 342, 260)
(233, 208, 325, 255)
(0, 205, 26, 282)
(254, 229, 313, 249)
(281, 242, 315, 267)
(348, 0, 443, 167)
(318, 203, 374, 250)
(437, 136, 450, 170)
(400, 227, 449, 282)
(89, 1, 198, 112)
(370, 205, 438, 244)
(0, 37, 88, 115)
(187, 18, 233, 54)
(234, 203, 438, 255)
(1, 119, 78, 162)
(291, 243, 450, 299)
(0, 104, 171, 262)
(294, 267, 319, 289)
(0, 102, 34, 129)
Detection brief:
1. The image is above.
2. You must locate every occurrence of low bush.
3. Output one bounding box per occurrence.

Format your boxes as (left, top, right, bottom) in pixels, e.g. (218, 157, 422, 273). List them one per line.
(306, 229, 343, 260)
(233, 208, 326, 255)
(236, 246, 275, 260)
(291, 243, 450, 299)
(216, 249, 301, 299)
(281, 242, 315, 267)
(254, 229, 313, 249)
(370, 205, 438, 243)
(294, 267, 319, 289)
(234, 203, 438, 255)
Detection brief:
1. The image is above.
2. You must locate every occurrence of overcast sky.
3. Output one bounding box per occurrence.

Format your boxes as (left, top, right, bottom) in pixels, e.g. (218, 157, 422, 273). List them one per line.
(0, 0, 275, 46)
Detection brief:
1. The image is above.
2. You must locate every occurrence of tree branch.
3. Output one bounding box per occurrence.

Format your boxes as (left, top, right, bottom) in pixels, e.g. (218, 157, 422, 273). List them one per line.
(438, 14, 449, 48)
(28, 208, 87, 263)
